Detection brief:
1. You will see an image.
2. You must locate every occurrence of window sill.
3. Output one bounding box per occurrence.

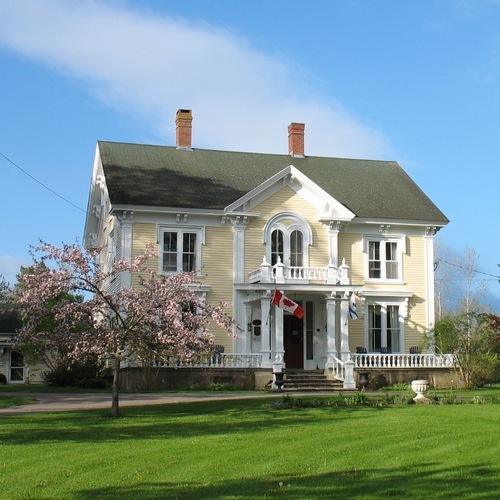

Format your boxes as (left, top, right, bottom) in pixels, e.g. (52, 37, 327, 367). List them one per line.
(364, 279, 404, 285)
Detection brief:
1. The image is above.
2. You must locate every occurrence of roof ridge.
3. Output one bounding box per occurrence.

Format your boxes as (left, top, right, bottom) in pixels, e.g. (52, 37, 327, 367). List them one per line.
(97, 140, 397, 164)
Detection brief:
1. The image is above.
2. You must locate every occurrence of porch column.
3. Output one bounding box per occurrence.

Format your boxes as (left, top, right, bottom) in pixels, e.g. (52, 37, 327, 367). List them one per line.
(260, 296, 272, 368)
(232, 220, 247, 283)
(327, 221, 341, 267)
(340, 292, 350, 361)
(244, 302, 252, 353)
(273, 305, 285, 372)
(325, 295, 337, 368)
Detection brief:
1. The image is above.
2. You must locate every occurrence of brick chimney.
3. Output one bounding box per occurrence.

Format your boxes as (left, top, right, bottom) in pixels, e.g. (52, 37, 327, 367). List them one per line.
(175, 109, 193, 149)
(288, 122, 305, 157)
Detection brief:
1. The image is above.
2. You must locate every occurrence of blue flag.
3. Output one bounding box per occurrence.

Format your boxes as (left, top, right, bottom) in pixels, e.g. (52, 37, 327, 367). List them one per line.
(349, 293, 359, 319)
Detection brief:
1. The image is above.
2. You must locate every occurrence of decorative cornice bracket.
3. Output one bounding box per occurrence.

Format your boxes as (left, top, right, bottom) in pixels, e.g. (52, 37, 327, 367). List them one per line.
(116, 210, 134, 222)
(328, 220, 343, 232)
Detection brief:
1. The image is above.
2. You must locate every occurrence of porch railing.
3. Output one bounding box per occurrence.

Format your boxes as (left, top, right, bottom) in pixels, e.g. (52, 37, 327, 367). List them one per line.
(149, 353, 454, 370)
(351, 353, 455, 369)
(152, 353, 263, 369)
(329, 355, 346, 381)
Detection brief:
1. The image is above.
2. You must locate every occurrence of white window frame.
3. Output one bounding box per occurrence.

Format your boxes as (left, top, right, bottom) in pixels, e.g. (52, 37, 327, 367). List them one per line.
(9, 350, 25, 383)
(363, 235, 405, 282)
(263, 213, 312, 267)
(365, 301, 404, 353)
(158, 226, 204, 275)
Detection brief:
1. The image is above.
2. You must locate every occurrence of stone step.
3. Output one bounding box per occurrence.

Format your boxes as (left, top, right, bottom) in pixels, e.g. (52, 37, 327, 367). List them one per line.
(284, 378, 342, 385)
(283, 386, 352, 393)
(286, 371, 326, 379)
(281, 370, 345, 392)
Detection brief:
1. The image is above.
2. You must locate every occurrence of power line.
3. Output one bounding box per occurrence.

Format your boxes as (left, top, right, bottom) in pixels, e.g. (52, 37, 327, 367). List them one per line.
(436, 258, 500, 281)
(0, 151, 88, 214)
(435, 278, 499, 282)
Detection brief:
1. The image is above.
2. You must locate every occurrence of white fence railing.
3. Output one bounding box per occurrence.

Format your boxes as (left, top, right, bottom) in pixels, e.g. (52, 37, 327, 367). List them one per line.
(351, 353, 455, 369)
(148, 353, 454, 371)
(152, 353, 263, 369)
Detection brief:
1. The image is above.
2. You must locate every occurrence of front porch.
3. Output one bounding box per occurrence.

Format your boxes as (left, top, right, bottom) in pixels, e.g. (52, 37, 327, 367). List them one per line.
(141, 351, 456, 390)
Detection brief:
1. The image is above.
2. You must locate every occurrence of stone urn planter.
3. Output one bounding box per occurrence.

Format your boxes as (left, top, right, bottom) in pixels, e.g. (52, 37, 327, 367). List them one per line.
(358, 372, 370, 391)
(273, 372, 284, 391)
(411, 379, 429, 402)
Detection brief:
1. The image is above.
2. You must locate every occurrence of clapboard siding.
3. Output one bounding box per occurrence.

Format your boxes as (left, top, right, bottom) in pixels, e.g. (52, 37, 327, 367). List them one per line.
(402, 236, 427, 348)
(203, 226, 234, 351)
(131, 223, 157, 288)
(339, 233, 363, 282)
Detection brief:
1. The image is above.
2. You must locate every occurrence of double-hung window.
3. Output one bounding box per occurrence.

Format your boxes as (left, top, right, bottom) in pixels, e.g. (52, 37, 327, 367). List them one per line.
(160, 227, 202, 273)
(364, 236, 404, 281)
(368, 304, 401, 352)
(9, 351, 25, 382)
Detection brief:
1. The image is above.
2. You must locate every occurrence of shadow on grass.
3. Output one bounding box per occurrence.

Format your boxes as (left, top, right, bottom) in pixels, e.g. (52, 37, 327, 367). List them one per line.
(71, 462, 499, 499)
(0, 398, 378, 445)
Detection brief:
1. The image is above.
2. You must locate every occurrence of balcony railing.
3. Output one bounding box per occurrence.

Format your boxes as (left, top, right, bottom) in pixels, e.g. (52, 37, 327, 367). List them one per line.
(249, 257, 350, 285)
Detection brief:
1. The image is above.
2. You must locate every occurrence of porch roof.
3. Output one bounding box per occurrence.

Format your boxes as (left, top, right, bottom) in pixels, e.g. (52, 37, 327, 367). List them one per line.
(0, 335, 14, 346)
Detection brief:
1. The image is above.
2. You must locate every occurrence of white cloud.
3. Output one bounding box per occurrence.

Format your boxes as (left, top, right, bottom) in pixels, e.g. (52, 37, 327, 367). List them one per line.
(0, 0, 390, 158)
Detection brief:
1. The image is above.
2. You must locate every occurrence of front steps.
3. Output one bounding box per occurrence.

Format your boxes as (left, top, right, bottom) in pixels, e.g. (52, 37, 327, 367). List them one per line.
(282, 370, 348, 392)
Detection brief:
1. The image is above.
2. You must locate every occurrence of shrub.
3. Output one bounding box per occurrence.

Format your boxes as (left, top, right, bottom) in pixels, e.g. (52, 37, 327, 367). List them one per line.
(367, 373, 388, 390)
(271, 395, 335, 410)
(76, 377, 108, 389)
(345, 391, 370, 406)
(43, 363, 75, 387)
(385, 382, 412, 392)
(432, 314, 499, 388)
(378, 393, 414, 406)
(43, 356, 110, 388)
(272, 392, 372, 410)
(0, 373, 7, 384)
(177, 382, 245, 391)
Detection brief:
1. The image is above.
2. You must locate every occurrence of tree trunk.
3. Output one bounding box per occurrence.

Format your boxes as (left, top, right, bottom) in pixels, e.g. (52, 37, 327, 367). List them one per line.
(111, 358, 121, 417)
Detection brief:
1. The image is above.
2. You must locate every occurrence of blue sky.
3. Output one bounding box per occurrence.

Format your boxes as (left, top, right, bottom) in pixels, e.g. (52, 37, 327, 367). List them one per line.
(0, 0, 498, 304)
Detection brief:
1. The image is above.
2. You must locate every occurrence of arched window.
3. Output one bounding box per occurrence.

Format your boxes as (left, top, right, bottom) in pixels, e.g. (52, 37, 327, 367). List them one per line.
(264, 213, 312, 268)
(271, 229, 284, 266)
(290, 230, 303, 266)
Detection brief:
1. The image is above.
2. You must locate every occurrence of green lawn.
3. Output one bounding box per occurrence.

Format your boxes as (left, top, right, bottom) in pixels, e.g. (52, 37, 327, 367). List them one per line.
(0, 395, 35, 408)
(0, 397, 498, 499)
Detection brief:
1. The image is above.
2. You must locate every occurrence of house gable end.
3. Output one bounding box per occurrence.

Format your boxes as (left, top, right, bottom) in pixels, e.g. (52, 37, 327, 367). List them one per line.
(224, 165, 356, 222)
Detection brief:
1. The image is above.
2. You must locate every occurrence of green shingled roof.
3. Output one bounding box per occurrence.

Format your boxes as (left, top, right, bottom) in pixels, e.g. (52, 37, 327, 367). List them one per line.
(98, 141, 448, 224)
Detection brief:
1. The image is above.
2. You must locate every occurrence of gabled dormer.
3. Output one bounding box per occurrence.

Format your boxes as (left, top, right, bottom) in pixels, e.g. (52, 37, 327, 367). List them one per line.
(224, 164, 356, 224)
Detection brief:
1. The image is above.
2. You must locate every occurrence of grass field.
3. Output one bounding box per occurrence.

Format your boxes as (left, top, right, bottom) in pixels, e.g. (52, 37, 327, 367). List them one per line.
(0, 395, 498, 499)
(0, 395, 35, 408)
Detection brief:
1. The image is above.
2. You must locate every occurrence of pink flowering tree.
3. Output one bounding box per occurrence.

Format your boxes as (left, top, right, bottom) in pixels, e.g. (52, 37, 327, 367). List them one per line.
(16, 241, 234, 417)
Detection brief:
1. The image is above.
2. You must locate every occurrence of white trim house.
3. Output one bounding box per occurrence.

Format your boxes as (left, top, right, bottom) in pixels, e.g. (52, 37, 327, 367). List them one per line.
(83, 110, 450, 389)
